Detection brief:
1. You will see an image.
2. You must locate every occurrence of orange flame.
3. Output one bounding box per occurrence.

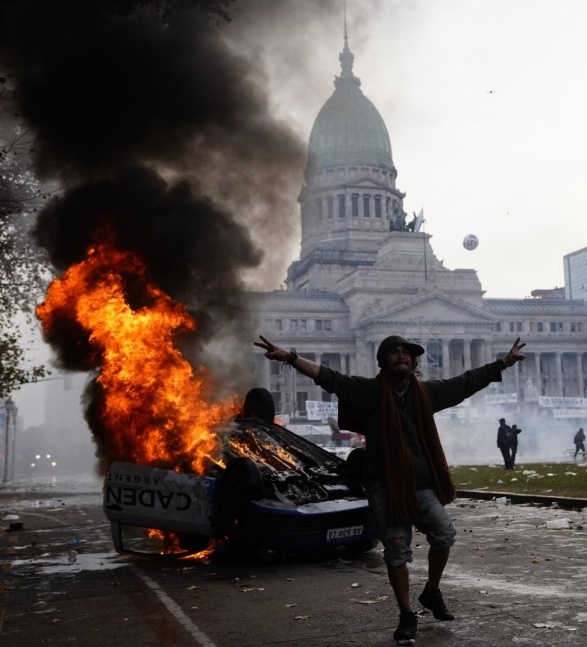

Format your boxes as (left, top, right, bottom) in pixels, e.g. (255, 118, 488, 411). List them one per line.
(146, 529, 215, 559)
(180, 539, 216, 561)
(36, 235, 238, 474)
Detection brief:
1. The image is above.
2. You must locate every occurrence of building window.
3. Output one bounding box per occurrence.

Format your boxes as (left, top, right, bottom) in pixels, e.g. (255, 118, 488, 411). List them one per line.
(550, 321, 564, 332)
(271, 391, 282, 412)
(300, 319, 307, 332)
(290, 319, 298, 332)
(315, 319, 323, 332)
(374, 195, 382, 218)
(516, 322, 523, 332)
(386, 197, 391, 217)
(537, 322, 544, 332)
(324, 319, 332, 331)
(315, 198, 323, 220)
(275, 319, 283, 331)
(509, 322, 515, 332)
(495, 322, 501, 332)
(363, 195, 370, 217)
(327, 195, 334, 220)
(351, 194, 359, 218)
(338, 194, 346, 219)
(297, 391, 308, 416)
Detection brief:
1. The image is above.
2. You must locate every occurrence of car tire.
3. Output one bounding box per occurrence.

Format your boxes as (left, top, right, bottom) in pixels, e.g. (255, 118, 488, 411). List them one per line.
(214, 457, 264, 539)
(346, 447, 366, 471)
(338, 447, 365, 494)
(242, 387, 275, 424)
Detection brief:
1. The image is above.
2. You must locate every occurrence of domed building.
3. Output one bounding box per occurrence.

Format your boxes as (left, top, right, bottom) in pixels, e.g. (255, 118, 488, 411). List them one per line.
(249, 33, 587, 452)
(290, 31, 408, 292)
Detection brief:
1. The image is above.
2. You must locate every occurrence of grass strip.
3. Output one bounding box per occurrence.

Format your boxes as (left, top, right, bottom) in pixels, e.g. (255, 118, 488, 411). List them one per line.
(450, 462, 587, 499)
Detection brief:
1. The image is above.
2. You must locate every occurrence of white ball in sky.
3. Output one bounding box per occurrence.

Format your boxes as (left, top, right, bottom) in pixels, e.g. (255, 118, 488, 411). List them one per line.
(463, 234, 479, 251)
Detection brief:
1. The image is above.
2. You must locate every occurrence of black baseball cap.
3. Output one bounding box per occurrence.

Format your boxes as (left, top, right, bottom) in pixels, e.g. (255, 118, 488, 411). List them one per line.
(377, 335, 425, 368)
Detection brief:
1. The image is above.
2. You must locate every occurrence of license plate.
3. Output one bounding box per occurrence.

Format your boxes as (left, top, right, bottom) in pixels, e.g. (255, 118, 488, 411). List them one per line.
(326, 525, 363, 541)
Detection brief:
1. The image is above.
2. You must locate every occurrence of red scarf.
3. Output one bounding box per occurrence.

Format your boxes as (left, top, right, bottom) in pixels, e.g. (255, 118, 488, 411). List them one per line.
(377, 372, 456, 523)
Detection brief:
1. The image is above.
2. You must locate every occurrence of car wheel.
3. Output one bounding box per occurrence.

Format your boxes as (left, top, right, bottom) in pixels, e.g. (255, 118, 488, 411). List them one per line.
(338, 447, 365, 494)
(242, 387, 275, 423)
(214, 457, 264, 539)
(346, 447, 365, 470)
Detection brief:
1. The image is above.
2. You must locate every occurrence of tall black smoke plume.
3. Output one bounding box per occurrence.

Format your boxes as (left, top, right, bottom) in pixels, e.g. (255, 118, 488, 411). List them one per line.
(0, 0, 307, 395)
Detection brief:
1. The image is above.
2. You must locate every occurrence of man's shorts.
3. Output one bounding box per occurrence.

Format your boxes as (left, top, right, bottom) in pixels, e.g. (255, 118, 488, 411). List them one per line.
(367, 483, 456, 568)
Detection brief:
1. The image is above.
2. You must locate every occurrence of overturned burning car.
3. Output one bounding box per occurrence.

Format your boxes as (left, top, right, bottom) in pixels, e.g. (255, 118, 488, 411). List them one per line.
(103, 388, 378, 559)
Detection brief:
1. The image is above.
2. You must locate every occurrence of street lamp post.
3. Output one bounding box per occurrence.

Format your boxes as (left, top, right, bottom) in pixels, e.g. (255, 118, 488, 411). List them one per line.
(3, 397, 16, 484)
(10, 399, 18, 480)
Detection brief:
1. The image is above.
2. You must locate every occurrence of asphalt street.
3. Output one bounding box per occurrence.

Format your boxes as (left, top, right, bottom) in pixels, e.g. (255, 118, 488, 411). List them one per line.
(1, 474, 586, 647)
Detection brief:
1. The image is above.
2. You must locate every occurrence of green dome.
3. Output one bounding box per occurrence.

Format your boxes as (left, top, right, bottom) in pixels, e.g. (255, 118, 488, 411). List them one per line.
(306, 39, 393, 174)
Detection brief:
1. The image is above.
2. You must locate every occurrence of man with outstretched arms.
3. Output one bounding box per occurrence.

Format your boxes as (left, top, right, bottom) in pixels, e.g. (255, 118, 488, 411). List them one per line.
(255, 334, 526, 645)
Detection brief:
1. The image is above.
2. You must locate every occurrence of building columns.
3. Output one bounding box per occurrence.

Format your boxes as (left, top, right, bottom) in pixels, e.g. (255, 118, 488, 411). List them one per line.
(442, 338, 450, 379)
(534, 353, 541, 397)
(263, 354, 271, 391)
(555, 352, 563, 396)
(513, 361, 520, 397)
(577, 353, 585, 398)
(463, 339, 472, 371)
(314, 353, 323, 400)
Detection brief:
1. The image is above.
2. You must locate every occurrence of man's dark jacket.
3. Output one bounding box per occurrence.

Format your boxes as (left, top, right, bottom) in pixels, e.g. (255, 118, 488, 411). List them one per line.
(315, 362, 503, 489)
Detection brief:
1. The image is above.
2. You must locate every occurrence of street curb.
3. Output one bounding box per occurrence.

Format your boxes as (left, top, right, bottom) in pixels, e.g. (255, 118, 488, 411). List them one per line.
(457, 489, 587, 510)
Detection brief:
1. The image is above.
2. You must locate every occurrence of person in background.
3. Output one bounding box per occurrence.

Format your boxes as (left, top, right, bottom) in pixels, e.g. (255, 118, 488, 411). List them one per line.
(497, 418, 513, 470)
(509, 424, 522, 468)
(574, 428, 586, 460)
(254, 333, 526, 645)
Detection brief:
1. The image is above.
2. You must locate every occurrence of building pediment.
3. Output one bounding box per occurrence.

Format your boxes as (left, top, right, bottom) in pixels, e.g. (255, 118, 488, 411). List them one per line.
(361, 291, 496, 325)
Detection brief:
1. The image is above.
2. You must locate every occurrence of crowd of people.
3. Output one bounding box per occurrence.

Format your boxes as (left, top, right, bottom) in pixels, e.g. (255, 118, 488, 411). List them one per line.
(497, 419, 586, 468)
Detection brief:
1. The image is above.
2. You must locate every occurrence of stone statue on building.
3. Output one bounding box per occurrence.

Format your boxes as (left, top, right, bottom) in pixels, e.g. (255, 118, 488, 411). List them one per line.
(390, 203, 407, 232)
(407, 212, 417, 232)
(525, 378, 539, 401)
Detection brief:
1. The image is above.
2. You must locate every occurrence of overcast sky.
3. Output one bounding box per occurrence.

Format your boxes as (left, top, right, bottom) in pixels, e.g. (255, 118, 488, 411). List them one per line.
(226, 0, 587, 299)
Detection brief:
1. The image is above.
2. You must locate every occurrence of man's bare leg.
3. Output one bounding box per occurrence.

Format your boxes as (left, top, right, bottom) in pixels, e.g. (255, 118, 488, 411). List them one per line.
(419, 547, 454, 621)
(427, 547, 450, 589)
(387, 563, 411, 611)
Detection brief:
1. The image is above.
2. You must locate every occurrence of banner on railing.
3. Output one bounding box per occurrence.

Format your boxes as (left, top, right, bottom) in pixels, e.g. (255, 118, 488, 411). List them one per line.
(484, 393, 518, 404)
(305, 400, 339, 422)
(539, 396, 587, 409)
